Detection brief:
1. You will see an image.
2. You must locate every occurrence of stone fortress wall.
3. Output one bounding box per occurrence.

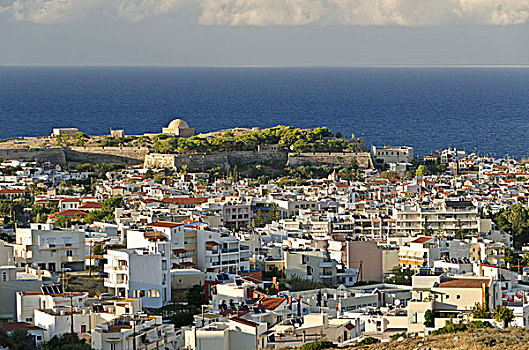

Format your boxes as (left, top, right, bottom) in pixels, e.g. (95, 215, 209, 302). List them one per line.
(0, 146, 372, 170)
(287, 152, 373, 169)
(0, 147, 148, 166)
(145, 150, 373, 170)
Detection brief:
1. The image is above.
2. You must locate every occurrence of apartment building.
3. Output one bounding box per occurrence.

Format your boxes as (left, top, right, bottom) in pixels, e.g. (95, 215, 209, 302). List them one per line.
(406, 272, 501, 335)
(283, 249, 353, 287)
(393, 200, 478, 237)
(92, 314, 178, 350)
(398, 236, 470, 269)
(195, 228, 250, 274)
(14, 223, 86, 272)
(185, 317, 268, 350)
(104, 249, 170, 308)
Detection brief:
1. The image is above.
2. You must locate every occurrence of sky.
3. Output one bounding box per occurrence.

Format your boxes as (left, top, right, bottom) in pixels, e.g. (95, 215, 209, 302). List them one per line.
(1, 0, 529, 66)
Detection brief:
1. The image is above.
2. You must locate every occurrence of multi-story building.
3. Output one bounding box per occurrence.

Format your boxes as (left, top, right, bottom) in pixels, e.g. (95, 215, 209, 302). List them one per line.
(398, 236, 470, 269)
(13, 223, 86, 272)
(104, 248, 170, 308)
(283, 249, 355, 287)
(195, 229, 250, 274)
(393, 200, 478, 237)
(92, 314, 178, 350)
(371, 145, 414, 164)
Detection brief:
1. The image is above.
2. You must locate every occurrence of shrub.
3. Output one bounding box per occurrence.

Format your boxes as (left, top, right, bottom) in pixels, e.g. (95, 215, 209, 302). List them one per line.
(431, 321, 467, 335)
(424, 309, 435, 327)
(300, 340, 334, 350)
(357, 336, 381, 346)
(470, 320, 492, 329)
(390, 331, 407, 341)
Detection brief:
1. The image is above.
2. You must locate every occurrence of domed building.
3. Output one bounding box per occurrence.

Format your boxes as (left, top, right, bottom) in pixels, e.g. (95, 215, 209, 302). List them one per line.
(162, 119, 195, 137)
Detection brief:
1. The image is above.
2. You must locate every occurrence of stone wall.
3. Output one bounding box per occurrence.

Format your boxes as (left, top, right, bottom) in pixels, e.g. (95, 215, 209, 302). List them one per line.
(287, 152, 373, 168)
(67, 147, 149, 165)
(145, 150, 287, 170)
(0, 146, 148, 166)
(0, 148, 67, 165)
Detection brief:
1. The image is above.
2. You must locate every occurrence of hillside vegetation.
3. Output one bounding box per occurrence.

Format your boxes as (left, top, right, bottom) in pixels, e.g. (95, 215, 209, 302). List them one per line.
(351, 328, 529, 350)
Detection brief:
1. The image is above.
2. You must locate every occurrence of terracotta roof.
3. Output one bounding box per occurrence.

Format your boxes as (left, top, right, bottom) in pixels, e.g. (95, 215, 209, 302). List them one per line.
(49, 209, 88, 218)
(147, 221, 182, 228)
(144, 232, 166, 240)
(259, 297, 286, 310)
(438, 278, 491, 289)
(160, 197, 208, 205)
(1, 322, 44, 331)
(0, 189, 24, 194)
(411, 237, 433, 244)
(229, 316, 259, 328)
(79, 202, 103, 209)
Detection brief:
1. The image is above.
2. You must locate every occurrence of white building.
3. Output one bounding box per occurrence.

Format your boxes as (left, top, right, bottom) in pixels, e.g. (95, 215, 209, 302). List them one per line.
(104, 248, 170, 308)
(371, 146, 414, 164)
(14, 223, 86, 272)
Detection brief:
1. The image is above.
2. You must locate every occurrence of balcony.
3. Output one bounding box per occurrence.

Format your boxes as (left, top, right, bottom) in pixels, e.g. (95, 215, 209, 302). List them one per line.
(221, 248, 239, 253)
(60, 255, 82, 262)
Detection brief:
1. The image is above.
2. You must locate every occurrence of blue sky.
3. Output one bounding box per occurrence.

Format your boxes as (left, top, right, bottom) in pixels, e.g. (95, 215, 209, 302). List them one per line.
(1, 0, 529, 66)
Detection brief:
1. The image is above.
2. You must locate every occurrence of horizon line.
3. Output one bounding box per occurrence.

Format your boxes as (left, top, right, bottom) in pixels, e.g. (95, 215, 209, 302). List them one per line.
(2, 64, 529, 69)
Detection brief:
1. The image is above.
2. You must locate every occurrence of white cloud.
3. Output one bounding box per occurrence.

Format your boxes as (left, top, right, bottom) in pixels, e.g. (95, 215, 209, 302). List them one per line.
(199, 0, 529, 26)
(1, 0, 529, 26)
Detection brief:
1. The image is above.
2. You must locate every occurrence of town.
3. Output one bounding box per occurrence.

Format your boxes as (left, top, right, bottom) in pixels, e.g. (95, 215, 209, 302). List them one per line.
(0, 120, 528, 350)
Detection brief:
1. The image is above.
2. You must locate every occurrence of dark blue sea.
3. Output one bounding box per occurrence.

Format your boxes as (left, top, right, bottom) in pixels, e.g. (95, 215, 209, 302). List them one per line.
(1, 67, 529, 157)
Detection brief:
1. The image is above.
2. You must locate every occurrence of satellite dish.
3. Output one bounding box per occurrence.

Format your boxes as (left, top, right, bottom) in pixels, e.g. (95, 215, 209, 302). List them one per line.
(394, 299, 401, 306)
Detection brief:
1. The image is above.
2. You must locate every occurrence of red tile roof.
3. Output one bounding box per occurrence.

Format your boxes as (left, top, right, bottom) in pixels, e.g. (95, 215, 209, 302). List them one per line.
(147, 221, 182, 228)
(79, 202, 103, 209)
(411, 237, 433, 244)
(438, 278, 491, 289)
(230, 316, 259, 328)
(1, 322, 44, 331)
(259, 297, 286, 310)
(49, 209, 88, 219)
(160, 197, 208, 205)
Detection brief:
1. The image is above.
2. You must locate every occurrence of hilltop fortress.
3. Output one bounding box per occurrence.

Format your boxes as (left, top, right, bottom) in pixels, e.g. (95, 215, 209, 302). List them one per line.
(0, 119, 374, 169)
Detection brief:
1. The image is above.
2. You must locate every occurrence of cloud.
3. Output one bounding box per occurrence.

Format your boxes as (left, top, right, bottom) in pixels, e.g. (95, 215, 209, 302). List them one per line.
(199, 0, 529, 26)
(1, 0, 529, 26)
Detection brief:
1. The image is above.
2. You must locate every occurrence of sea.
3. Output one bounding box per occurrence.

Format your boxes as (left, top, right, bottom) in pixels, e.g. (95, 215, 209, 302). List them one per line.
(1, 66, 529, 158)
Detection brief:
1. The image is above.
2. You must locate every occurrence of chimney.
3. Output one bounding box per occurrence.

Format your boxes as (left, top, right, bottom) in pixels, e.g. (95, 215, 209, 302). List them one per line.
(297, 294, 301, 316)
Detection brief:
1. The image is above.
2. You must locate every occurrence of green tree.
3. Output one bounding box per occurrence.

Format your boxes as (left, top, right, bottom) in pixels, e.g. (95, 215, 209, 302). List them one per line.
(493, 204, 529, 249)
(0, 328, 36, 350)
(187, 284, 205, 309)
(288, 276, 324, 292)
(422, 217, 434, 236)
(385, 266, 413, 285)
(493, 305, 514, 328)
(40, 333, 91, 350)
(416, 165, 428, 177)
(54, 215, 70, 228)
(471, 303, 491, 319)
(423, 309, 435, 327)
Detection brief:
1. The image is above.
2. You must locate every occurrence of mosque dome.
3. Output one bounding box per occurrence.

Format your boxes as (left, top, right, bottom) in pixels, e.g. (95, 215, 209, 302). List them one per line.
(166, 119, 189, 130)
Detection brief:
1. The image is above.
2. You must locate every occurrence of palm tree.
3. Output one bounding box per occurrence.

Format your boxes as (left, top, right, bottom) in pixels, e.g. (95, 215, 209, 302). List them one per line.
(493, 305, 514, 328)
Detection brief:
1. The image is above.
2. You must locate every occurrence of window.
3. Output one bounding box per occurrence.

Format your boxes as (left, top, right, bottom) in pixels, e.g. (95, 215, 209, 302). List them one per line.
(456, 295, 461, 299)
(66, 250, 73, 257)
(149, 290, 160, 298)
(133, 290, 146, 298)
(110, 344, 117, 350)
(2, 272, 6, 281)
